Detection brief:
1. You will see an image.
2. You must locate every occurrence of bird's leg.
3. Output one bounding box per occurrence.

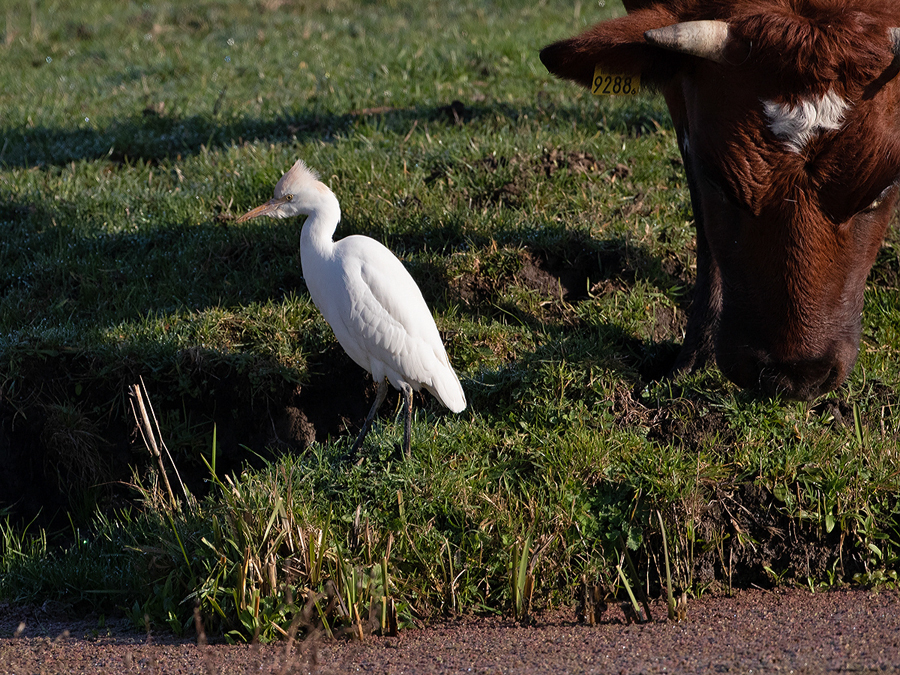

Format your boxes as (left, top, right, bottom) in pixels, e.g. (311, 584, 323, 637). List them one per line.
(351, 379, 388, 454)
(400, 382, 414, 459)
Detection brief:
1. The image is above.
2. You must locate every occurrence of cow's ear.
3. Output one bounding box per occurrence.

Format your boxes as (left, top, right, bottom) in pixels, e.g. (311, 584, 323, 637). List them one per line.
(540, 10, 683, 90)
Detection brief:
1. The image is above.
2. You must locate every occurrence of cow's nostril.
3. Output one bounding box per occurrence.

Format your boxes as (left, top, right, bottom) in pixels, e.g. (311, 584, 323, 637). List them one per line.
(756, 358, 845, 401)
(718, 344, 852, 401)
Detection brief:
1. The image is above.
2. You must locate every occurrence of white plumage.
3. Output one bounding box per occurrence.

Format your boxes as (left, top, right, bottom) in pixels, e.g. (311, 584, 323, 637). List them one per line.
(237, 159, 465, 455)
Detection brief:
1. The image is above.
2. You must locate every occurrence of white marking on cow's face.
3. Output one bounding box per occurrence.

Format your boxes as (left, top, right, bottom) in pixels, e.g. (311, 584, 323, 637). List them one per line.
(763, 90, 850, 153)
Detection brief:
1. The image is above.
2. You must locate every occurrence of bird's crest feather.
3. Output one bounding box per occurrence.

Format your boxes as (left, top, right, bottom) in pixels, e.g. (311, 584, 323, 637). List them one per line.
(274, 159, 320, 198)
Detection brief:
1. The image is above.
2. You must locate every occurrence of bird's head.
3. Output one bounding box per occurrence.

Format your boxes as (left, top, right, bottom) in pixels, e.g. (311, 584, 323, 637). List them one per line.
(236, 159, 327, 222)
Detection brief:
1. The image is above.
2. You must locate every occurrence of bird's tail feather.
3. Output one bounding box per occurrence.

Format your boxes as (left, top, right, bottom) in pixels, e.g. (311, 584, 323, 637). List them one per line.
(427, 371, 466, 413)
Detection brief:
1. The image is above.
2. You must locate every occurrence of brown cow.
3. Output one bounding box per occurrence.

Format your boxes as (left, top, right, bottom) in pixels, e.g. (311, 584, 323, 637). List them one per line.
(541, 0, 900, 400)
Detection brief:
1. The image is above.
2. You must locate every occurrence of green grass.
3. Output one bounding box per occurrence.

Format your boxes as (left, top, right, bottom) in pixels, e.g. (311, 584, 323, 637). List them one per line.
(1, 0, 899, 640)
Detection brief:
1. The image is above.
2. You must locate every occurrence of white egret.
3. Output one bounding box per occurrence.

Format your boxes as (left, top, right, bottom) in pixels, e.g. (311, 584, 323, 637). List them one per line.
(237, 159, 466, 456)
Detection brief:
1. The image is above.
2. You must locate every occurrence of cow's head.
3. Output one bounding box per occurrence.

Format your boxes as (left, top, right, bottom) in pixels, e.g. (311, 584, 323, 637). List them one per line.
(541, 0, 900, 399)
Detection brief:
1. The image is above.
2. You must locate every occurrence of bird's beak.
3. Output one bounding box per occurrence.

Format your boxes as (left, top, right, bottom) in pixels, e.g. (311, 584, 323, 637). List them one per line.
(235, 196, 289, 223)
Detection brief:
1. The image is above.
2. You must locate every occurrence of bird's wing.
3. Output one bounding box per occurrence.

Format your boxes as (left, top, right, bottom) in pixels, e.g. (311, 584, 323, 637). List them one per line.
(333, 237, 464, 410)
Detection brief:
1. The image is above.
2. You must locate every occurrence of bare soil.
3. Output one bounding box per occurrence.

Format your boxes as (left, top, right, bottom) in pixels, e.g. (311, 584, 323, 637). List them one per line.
(2, 588, 899, 674)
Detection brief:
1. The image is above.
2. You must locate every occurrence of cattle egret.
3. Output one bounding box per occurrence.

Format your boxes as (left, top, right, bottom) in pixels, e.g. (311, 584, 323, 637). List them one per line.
(236, 160, 466, 456)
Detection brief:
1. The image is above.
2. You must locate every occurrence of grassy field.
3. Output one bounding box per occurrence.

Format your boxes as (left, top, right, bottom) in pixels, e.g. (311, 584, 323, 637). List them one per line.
(1, 0, 898, 640)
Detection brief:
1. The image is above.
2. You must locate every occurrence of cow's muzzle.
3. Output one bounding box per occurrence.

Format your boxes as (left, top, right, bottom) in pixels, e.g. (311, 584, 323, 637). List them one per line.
(717, 342, 858, 400)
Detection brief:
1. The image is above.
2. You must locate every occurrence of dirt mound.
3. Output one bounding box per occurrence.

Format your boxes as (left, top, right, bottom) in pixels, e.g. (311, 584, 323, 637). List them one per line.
(0, 345, 379, 530)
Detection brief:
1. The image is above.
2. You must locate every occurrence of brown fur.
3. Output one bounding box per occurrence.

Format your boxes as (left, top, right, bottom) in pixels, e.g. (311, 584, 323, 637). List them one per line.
(541, 0, 900, 399)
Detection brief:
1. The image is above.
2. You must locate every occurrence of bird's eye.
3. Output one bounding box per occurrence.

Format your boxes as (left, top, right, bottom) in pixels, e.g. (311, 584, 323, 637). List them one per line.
(285, 194, 294, 201)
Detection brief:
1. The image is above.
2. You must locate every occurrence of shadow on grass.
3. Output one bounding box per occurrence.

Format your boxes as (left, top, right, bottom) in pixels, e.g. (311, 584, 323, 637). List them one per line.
(0, 103, 512, 169)
(0, 97, 672, 169)
(0, 197, 310, 326)
(0, 179, 690, 328)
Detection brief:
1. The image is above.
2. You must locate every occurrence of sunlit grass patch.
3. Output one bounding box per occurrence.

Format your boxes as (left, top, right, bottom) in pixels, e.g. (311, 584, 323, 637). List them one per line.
(0, 0, 898, 640)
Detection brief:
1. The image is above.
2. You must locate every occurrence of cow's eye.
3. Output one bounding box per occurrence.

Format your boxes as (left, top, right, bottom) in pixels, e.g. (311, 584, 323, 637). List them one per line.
(862, 184, 895, 213)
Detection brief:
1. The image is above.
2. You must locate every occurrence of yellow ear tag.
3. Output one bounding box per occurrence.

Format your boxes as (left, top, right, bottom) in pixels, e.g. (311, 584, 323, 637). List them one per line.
(592, 66, 641, 96)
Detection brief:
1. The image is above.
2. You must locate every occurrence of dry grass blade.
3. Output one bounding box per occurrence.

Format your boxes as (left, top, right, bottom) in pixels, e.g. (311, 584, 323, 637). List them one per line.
(130, 382, 176, 510)
(129, 377, 191, 512)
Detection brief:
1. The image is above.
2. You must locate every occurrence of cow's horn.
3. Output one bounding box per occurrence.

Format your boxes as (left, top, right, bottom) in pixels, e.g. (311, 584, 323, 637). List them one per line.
(891, 27, 900, 57)
(644, 20, 731, 64)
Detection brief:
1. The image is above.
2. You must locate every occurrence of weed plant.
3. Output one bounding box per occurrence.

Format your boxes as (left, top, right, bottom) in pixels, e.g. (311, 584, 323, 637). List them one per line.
(0, 0, 898, 639)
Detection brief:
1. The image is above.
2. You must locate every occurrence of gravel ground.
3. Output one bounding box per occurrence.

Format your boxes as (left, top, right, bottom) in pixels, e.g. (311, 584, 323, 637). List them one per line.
(2, 588, 899, 674)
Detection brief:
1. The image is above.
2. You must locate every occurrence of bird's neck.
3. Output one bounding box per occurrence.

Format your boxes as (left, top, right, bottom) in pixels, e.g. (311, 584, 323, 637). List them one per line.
(299, 182, 342, 254)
